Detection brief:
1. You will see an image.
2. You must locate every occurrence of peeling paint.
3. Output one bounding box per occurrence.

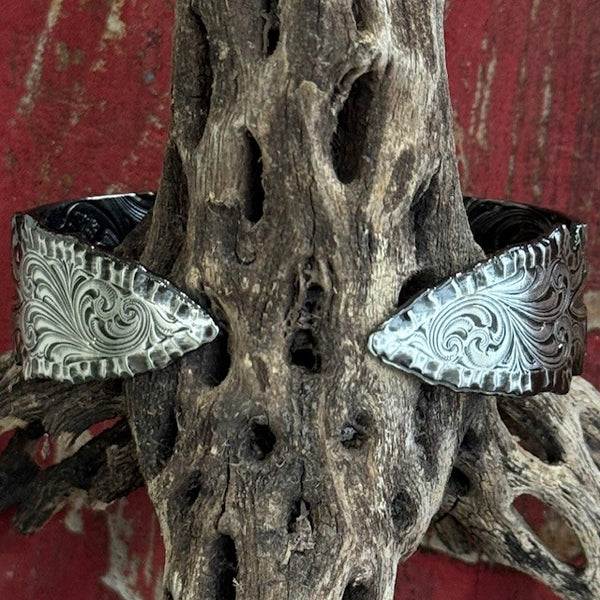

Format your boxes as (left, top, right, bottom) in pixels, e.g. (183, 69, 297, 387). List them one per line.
(63, 497, 85, 535)
(55, 41, 85, 71)
(91, 58, 107, 72)
(101, 499, 144, 600)
(585, 291, 600, 330)
(468, 37, 497, 150)
(506, 54, 529, 198)
(537, 64, 553, 150)
(18, 0, 64, 115)
(103, 0, 127, 41)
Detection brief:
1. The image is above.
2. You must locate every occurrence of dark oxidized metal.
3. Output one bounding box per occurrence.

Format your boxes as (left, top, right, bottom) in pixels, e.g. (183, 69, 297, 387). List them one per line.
(13, 193, 218, 383)
(369, 198, 587, 396)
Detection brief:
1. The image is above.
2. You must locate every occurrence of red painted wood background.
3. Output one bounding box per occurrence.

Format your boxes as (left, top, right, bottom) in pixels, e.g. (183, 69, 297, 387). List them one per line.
(1, 1, 598, 598)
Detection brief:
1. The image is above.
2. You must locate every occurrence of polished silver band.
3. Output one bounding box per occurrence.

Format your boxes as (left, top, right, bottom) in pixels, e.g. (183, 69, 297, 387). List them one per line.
(13, 194, 587, 395)
(369, 198, 587, 397)
(12, 193, 218, 383)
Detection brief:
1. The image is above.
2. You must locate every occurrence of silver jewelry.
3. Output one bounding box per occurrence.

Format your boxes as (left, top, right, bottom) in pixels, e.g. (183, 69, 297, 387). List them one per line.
(12, 193, 218, 383)
(369, 198, 587, 397)
(13, 193, 586, 396)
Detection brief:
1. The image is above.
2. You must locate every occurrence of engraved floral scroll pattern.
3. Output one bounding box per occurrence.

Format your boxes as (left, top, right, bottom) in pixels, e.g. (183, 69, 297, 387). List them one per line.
(369, 223, 587, 396)
(13, 215, 218, 383)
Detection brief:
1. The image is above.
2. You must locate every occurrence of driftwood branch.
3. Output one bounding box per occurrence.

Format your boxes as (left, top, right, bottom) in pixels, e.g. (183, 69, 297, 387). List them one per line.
(0, 353, 142, 534)
(124, 1, 484, 598)
(428, 376, 600, 600)
(0, 352, 122, 437)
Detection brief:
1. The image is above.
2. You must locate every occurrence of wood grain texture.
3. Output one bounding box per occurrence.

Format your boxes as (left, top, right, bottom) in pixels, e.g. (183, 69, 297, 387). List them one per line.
(127, 1, 482, 597)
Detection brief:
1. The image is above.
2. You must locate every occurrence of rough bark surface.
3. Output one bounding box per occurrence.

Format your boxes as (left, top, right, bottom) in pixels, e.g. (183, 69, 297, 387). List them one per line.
(127, 1, 481, 598)
(426, 376, 600, 600)
(1, 1, 600, 600)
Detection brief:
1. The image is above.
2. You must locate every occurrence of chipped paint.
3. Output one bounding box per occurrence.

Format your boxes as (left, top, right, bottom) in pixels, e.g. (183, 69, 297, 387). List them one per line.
(537, 64, 553, 151)
(55, 41, 85, 71)
(505, 54, 529, 198)
(91, 58, 107, 71)
(103, 0, 127, 41)
(468, 37, 497, 150)
(101, 499, 144, 600)
(18, 0, 63, 115)
(63, 496, 85, 535)
(585, 291, 600, 331)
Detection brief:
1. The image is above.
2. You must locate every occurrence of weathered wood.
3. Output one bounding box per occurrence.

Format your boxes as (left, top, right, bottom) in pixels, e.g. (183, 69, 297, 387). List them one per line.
(426, 376, 600, 600)
(126, 1, 481, 598)
(0, 352, 123, 439)
(0, 354, 142, 534)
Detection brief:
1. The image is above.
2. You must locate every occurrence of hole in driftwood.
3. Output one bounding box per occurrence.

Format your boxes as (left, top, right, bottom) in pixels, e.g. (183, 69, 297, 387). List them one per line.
(288, 264, 327, 372)
(186, 299, 231, 388)
(212, 535, 238, 599)
(155, 405, 178, 468)
(103, 378, 124, 397)
(164, 590, 174, 600)
(498, 402, 564, 464)
(342, 581, 374, 600)
(289, 329, 321, 372)
(513, 494, 587, 569)
(409, 174, 438, 262)
(433, 513, 480, 556)
(247, 420, 276, 460)
(448, 467, 471, 496)
(390, 487, 419, 530)
(303, 283, 324, 319)
(244, 130, 264, 223)
(340, 425, 364, 449)
(459, 427, 481, 453)
(288, 497, 312, 533)
(22, 421, 45, 440)
(189, 12, 213, 145)
(340, 411, 373, 449)
(331, 71, 377, 183)
(413, 385, 431, 429)
(294, 279, 324, 329)
(0, 424, 43, 508)
(15, 421, 45, 467)
(184, 470, 203, 506)
(413, 384, 436, 467)
(146, 145, 189, 273)
(351, 0, 367, 30)
(261, 0, 279, 55)
(199, 329, 231, 387)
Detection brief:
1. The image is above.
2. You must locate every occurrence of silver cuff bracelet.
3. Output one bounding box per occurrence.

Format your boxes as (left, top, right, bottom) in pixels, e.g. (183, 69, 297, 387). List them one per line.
(12, 193, 586, 396)
(369, 198, 587, 396)
(12, 192, 218, 383)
